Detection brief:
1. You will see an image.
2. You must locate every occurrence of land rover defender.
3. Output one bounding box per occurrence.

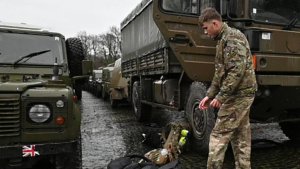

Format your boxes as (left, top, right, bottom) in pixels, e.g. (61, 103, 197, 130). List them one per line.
(0, 22, 91, 168)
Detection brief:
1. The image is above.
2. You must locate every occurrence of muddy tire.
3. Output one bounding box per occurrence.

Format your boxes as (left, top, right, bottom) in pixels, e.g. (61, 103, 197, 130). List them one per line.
(185, 82, 215, 154)
(279, 121, 300, 140)
(55, 137, 82, 169)
(132, 81, 152, 122)
(66, 38, 84, 100)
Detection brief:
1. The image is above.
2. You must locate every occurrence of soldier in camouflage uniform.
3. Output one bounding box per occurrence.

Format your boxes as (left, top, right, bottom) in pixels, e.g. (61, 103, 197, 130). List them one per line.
(198, 8, 257, 169)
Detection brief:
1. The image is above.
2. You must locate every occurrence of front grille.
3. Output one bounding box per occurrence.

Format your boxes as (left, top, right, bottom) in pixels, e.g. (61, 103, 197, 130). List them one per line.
(0, 94, 20, 137)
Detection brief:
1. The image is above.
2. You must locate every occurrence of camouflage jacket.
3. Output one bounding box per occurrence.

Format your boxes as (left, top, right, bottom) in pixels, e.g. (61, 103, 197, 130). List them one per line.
(206, 23, 257, 103)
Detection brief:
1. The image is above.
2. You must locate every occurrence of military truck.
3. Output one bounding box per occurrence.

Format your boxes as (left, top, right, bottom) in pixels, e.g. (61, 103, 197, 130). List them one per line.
(93, 69, 103, 97)
(101, 65, 114, 100)
(0, 22, 91, 168)
(121, 0, 300, 152)
(109, 58, 129, 107)
(87, 69, 103, 97)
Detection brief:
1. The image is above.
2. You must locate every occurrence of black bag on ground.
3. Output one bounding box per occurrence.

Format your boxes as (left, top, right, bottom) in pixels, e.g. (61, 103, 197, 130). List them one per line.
(107, 156, 132, 169)
(158, 160, 182, 169)
(107, 154, 183, 169)
(107, 155, 157, 169)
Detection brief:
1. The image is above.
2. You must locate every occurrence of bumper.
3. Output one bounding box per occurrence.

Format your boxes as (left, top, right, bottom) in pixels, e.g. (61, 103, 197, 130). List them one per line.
(0, 140, 76, 159)
(257, 75, 300, 86)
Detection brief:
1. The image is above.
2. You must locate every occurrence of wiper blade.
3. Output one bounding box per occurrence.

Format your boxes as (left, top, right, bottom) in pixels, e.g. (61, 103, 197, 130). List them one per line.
(13, 49, 51, 66)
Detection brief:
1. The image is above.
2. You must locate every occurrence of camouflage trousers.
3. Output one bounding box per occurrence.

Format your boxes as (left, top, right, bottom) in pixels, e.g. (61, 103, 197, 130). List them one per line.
(207, 96, 254, 169)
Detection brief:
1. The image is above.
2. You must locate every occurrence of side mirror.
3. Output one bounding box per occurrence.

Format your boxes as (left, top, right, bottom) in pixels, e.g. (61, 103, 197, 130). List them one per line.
(82, 60, 93, 75)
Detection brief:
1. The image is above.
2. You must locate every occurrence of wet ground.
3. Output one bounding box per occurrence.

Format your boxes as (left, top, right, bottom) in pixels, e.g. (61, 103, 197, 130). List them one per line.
(80, 91, 300, 169)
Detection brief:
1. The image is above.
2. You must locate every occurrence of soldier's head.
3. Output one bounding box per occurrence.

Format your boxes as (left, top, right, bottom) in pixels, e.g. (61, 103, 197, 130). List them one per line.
(199, 8, 222, 39)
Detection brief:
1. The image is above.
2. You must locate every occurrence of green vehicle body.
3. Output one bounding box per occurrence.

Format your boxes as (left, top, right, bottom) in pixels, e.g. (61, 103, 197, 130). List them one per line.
(0, 22, 92, 168)
(121, 0, 300, 152)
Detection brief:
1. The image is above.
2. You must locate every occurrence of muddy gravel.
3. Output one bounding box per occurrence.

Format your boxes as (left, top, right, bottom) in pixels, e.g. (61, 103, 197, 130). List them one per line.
(80, 91, 300, 169)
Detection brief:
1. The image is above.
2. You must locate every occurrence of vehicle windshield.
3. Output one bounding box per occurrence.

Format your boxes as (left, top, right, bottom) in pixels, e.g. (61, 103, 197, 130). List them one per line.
(93, 71, 102, 79)
(0, 32, 64, 65)
(161, 0, 217, 15)
(161, 0, 196, 14)
(250, 0, 300, 26)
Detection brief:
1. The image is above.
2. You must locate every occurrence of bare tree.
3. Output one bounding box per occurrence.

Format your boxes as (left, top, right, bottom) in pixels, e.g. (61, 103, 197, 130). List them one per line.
(76, 26, 121, 67)
(89, 35, 102, 59)
(76, 31, 90, 59)
(99, 26, 121, 64)
(109, 26, 121, 61)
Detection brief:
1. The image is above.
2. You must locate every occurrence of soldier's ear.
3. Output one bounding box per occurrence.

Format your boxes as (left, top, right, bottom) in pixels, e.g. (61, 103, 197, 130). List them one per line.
(211, 20, 218, 26)
(212, 20, 221, 29)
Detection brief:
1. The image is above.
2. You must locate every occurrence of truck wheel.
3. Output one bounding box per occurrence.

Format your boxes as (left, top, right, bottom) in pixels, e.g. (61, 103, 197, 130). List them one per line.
(279, 120, 300, 140)
(110, 93, 118, 108)
(132, 81, 152, 122)
(55, 137, 82, 169)
(185, 82, 215, 154)
(66, 38, 85, 100)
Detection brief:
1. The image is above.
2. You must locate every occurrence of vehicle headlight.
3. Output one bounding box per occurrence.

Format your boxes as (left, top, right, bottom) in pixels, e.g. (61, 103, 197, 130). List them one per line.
(28, 104, 51, 123)
(56, 100, 64, 108)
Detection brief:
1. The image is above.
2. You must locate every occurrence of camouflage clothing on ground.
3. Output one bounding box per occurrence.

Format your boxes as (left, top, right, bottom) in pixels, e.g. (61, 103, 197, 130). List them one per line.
(206, 23, 257, 169)
(144, 121, 190, 165)
(163, 122, 190, 161)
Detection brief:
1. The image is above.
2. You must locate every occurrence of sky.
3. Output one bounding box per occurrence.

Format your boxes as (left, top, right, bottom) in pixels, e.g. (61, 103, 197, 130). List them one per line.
(0, 0, 142, 38)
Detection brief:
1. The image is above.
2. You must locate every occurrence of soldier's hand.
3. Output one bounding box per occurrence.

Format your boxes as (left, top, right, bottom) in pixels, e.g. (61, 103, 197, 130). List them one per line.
(199, 96, 211, 110)
(210, 99, 221, 109)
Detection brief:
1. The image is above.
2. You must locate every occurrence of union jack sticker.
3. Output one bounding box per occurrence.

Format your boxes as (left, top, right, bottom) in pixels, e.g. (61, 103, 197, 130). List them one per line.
(22, 145, 40, 157)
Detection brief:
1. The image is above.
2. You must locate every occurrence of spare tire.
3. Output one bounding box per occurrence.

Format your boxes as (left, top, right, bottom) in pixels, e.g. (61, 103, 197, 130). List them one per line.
(66, 38, 85, 100)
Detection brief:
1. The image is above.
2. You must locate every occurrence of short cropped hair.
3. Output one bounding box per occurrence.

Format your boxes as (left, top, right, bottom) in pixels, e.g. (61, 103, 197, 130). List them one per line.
(199, 8, 222, 26)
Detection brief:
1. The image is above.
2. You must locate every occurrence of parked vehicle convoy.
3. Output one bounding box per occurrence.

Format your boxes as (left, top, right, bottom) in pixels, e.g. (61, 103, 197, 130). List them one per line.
(121, 0, 300, 152)
(109, 58, 129, 107)
(101, 66, 114, 100)
(0, 22, 91, 168)
(88, 69, 103, 97)
(85, 75, 94, 94)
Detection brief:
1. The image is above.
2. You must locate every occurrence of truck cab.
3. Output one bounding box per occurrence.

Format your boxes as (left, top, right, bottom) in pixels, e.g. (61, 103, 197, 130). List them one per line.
(90, 69, 103, 97)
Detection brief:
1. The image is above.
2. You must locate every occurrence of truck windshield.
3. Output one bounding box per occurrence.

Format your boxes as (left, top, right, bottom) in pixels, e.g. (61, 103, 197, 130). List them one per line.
(161, 0, 195, 14)
(250, 0, 300, 27)
(161, 0, 217, 15)
(0, 32, 64, 65)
